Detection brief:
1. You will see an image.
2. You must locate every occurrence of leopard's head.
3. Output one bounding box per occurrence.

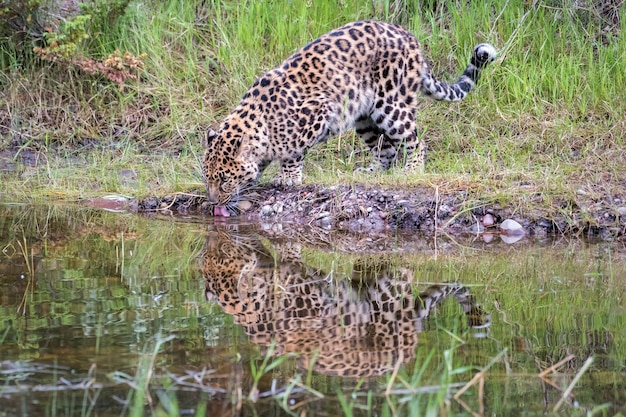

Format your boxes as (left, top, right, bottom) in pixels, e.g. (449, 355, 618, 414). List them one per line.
(203, 127, 259, 217)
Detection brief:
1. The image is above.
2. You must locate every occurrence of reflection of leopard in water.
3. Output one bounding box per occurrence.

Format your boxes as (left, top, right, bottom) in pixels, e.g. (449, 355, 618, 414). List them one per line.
(200, 228, 489, 377)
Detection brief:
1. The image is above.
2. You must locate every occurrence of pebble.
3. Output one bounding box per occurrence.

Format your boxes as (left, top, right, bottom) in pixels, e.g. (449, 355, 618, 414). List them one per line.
(317, 216, 334, 229)
(500, 219, 525, 235)
(537, 219, 553, 228)
(237, 200, 252, 212)
(482, 213, 495, 227)
(272, 202, 283, 214)
(618, 207, 626, 216)
(260, 205, 275, 216)
(438, 204, 451, 216)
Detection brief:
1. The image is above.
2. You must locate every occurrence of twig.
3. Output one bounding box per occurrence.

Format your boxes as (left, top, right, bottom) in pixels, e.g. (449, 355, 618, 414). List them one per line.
(538, 354, 575, 377)
(454, 349, 507, 399)
(553, 356, 594, 412)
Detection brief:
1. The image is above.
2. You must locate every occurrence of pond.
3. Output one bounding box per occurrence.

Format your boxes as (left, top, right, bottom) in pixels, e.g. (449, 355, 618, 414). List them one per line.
(1, 203, 625, 416)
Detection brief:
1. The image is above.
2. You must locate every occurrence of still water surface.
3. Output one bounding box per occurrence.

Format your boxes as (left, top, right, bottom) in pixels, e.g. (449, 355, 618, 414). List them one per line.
(0, 204, 625, 416)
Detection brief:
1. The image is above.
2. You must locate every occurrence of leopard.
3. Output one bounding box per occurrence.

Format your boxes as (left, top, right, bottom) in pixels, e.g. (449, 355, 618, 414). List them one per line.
(203, 20, 497, 216)
(199, 227, 490, 377)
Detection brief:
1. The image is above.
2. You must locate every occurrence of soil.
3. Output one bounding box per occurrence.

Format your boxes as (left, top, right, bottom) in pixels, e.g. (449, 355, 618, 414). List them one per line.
(134, 183, 626, 241)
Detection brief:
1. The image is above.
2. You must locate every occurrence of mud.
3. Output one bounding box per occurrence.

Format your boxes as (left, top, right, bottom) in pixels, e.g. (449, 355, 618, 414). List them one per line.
(135, 183, 626, 241)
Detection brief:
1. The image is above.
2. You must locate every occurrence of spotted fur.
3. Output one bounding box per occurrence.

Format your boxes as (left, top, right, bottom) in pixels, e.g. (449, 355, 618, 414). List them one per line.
(203, 20, 496, 216)
(200, 229, 490, 377)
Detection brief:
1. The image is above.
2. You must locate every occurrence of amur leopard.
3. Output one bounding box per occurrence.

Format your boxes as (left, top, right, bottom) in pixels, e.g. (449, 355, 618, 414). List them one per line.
(203, 20, 496, 216)
(200, 227, 490, 377)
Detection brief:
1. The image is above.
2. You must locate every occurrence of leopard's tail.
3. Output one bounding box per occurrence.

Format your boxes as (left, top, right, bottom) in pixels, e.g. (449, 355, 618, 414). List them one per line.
(421, 43, 496, 102)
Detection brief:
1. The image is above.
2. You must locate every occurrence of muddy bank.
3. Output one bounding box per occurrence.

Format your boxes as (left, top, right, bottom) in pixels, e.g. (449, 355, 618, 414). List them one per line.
(132, 183, 626, 241)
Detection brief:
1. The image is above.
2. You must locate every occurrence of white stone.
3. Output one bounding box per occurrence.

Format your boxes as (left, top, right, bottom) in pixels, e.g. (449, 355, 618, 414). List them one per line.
(500, 219, 524, 235)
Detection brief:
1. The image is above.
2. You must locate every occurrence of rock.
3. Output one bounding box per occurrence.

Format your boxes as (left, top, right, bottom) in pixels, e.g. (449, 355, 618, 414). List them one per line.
(617, 207, 626, 217)
(272, 202, 283, 214)
(482, 213, 495, 227)
(83, 194, 134, 212)
(260, 205, 275, 216)
(537, 219, 553, 228)
(237, 200, 253, 212)
(500, 219, 525, 236)
(438, 204, 451, 217)
(317, 216, 334, 229)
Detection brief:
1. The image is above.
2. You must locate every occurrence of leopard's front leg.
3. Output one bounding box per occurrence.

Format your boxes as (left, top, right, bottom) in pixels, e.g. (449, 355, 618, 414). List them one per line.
(271, 156, 305, 187)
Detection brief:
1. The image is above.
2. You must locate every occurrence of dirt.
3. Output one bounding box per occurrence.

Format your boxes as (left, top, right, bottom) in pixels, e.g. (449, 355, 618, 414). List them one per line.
(134, 183, 626, 241)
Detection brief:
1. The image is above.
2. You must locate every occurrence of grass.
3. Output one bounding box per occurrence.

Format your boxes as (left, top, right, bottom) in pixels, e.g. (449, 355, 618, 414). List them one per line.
(1, 1, 625, 213)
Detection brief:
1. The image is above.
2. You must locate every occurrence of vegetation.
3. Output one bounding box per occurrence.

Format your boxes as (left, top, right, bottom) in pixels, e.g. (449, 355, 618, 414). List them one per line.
(0, 0, 624, 215)
(2, 3, 625, 410)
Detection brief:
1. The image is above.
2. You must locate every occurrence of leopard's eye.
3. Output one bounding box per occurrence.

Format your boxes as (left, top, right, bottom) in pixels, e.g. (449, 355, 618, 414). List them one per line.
(218, 174, 231, 191)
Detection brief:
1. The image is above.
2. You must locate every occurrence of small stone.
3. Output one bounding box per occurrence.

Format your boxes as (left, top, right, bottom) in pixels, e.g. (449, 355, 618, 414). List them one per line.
(260, 205, 275, 216)
(482, 213, 495, 227)
(617, 207, 626, 216)
(272, 202, 283, 214)
(537, 219, 553, 228)
(237, 200, 253, 211)
(317, 216, 334, 229)
(500, 219, 525, 236)
(470, 223, 485, 233)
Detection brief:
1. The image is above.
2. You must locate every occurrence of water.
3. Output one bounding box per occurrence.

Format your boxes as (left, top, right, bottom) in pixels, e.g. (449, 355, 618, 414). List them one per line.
(0, 203, 625, 416)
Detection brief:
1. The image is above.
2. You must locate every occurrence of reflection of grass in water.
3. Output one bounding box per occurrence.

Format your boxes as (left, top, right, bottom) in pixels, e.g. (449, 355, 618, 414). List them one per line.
(2, 205, 626, 414)
(287, 237, 626, 413)
(16, 236, 34, 316)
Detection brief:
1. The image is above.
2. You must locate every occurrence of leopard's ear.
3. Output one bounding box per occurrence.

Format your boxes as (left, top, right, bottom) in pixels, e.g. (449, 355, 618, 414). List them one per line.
(235, 136, 254, 159)
(204, 127, 218, 148)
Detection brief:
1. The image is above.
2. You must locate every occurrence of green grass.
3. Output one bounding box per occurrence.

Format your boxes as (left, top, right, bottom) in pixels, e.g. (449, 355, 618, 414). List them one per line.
(1, 0, 625, 215)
